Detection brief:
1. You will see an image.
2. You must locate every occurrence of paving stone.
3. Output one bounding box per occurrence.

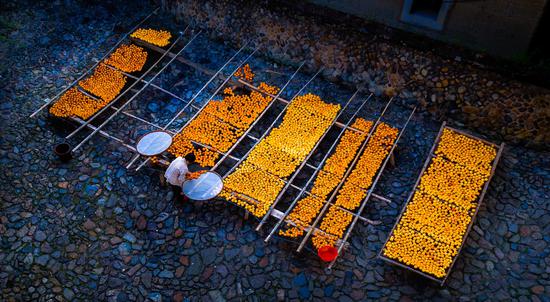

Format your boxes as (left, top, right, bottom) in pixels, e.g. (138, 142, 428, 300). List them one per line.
(298, 287, 311, 299)
(531, 285, 544, 295)
(148, 292, 161, 302)
(83, 219, 96, 230)
(123, 233, 137, 243)
(250, 275, 266, 289)
(324, 285, 335, 297)
(35, 255, 49, 266)
(63, 288, 75, 300)
(159, 270, 174, 278)
(141, 271, 152, 288)
(187, 254, 203, 276)
(34, 230, 47, 242)
(293, 273, 307, 287)
(216, 265, 228, 277)
(208, 290, 225, 302)
(201, 247, 217, 265)
(241, 245, 254, 257)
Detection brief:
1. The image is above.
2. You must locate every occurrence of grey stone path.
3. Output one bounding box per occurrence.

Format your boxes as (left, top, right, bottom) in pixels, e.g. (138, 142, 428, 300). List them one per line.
(1, 1, 549, 301)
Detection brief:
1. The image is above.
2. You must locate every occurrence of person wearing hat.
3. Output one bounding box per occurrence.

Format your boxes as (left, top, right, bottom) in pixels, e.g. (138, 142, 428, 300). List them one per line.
(164, 153, 196, 202)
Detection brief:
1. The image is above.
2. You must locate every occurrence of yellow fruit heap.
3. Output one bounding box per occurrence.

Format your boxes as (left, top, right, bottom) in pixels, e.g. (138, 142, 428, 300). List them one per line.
(245, 140, 303, 179)
(104, 44, 148, 73)
(400, 192, 472, 246)
(419, 157, 488, 210)
(131, 28, 172, 47)
(79, 64, 127, 102)
(167, 136, 220, 168)
(220, 162, 286, 214)
(49, 87, 104, 120)
(382, 128, 497, 279)
(384, 225, 455, 278)
(234, 64, 255, 82)
(312, 206, 353, 247)
(312, 123, 398, 249)
(279, 119, 373, 238)
(183, 113, 243, 151)
(186, 170, 206, 180)
(345, 123, 399, 191)
(167, 79, 280, 167)
(202, 87, 276, 130)
(323, 119, 374, 178)
(435, 128, 496, 176)
(221, 93, 341, 218)
(50, 64, 127, 120)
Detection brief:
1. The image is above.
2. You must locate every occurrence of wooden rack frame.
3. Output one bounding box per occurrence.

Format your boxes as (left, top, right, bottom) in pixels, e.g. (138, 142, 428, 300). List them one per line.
(378, 121, 505, 285)
(31, 10, 410, 270)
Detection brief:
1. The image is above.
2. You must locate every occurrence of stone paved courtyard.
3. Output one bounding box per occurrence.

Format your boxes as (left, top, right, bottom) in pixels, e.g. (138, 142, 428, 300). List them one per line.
(1, 1, 549, 301)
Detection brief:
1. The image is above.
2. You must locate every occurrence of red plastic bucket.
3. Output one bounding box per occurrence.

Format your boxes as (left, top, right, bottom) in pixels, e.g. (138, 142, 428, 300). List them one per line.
(318, 246, 338, 262)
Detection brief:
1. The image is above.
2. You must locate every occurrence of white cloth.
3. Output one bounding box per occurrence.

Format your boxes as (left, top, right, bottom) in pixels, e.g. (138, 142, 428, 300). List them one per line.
(164, 157, 189, 187)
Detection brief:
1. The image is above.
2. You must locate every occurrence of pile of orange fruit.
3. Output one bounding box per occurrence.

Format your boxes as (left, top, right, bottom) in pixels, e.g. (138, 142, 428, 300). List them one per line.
(234, 64, 255, 82)
(50, 42, 150, 120)
(245, 140, 303, 178)
(220, 162, 286, 214)
(50, 63, 127, 120)
(49, 87, 104, 120)
(419, 157, 488, 210)
(399, 191, 472, 245)
(130, 28, 172, 47)
(312, 122, 398, 249)
(223, 93, 340, 218)
(104, 44, 148, 73)
(345, 123, 399, 191)
(382, 128, 497, 279)
(168, 135, 220, 167)
(279, 118, 373, 238)
(322, 119, 373, 178)
(311, 206, 352, 249)
(309, 171, 342, 200)
(258, 82, 280, 95)
(435, 128, 496, 176)
(180, 113, 244, 152)
(79, 64, 127, 102)
(383, 225, 455, 278)
(279, 195, 325, 238)
(202, 87, 277, 129)
(167, 69, 280, 167)
(186, 170, 206, 180)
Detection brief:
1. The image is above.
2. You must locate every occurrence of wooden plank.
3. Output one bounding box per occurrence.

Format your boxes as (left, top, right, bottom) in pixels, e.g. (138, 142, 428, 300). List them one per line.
(378, 254, 444, 283)
(444, 125, 499, 148)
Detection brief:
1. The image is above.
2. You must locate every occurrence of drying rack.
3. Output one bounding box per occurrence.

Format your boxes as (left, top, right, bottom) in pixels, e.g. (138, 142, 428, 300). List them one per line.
(378, 121, 505, 284)
(30, 9, 421, 269)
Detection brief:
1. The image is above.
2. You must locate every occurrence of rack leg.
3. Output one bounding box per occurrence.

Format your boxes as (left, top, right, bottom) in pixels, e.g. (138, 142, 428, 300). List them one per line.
(159, 171, 166, 187)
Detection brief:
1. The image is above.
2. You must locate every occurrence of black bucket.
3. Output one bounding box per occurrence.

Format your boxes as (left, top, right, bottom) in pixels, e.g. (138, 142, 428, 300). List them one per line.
(54, 142, 72, 162)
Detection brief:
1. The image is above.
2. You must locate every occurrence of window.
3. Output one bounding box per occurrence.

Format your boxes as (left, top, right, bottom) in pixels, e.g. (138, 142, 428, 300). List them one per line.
(401, 0, 453, 31)
(411, 0, 443, 19)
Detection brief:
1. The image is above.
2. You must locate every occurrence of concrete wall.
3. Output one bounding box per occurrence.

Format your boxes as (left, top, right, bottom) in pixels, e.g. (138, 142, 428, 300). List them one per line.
(308, 0, 548, 58)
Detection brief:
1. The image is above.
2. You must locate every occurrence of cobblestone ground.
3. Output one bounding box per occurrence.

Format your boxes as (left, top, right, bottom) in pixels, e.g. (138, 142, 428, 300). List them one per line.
(1, 1, 549, 301)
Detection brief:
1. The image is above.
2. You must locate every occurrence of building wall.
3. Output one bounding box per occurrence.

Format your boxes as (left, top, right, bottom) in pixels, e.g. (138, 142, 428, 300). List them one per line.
(308, 0, 548, 58)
